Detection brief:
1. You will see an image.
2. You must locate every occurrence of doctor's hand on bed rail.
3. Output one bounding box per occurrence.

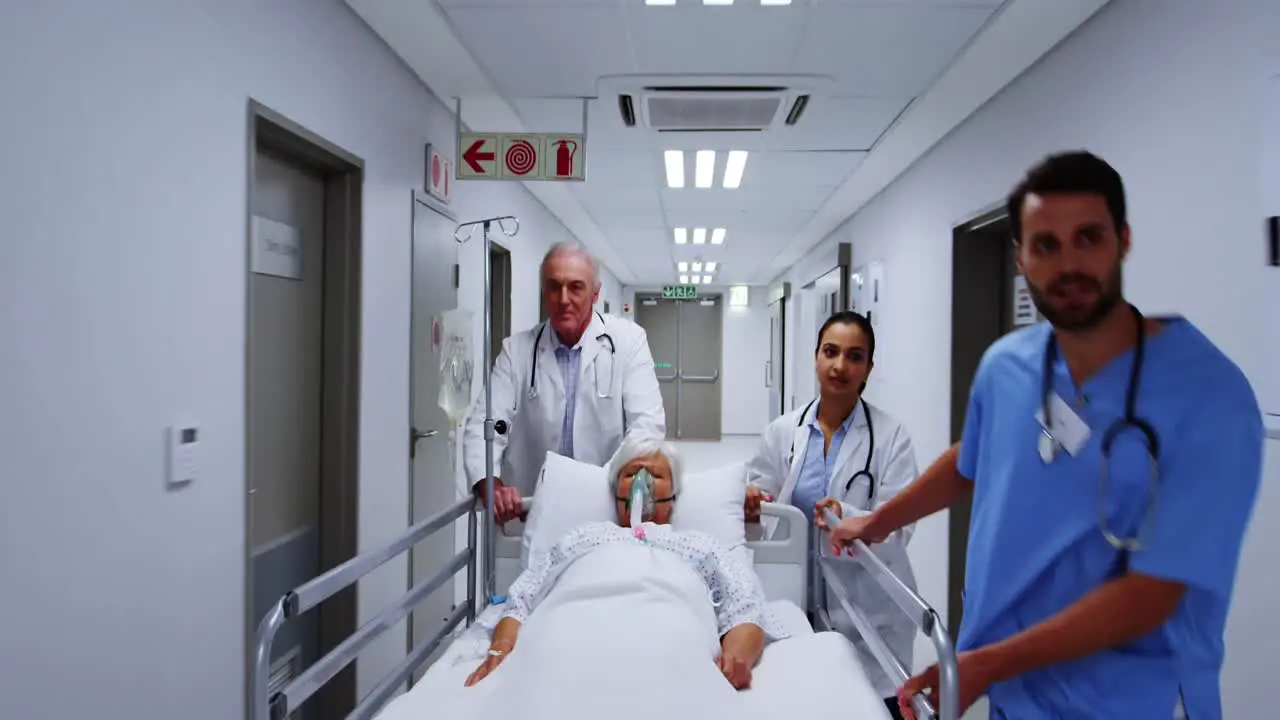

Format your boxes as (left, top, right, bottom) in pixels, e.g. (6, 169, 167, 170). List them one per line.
(743, 486, 773, 522)
(814, 499, 890, 555)
(474, 478, 526, 525)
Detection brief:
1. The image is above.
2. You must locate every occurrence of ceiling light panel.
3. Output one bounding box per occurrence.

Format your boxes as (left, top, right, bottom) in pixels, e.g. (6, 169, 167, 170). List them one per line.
(664, 150, 685, 189)
(710, 228, 726, 245)
(723, 151, 748, 189)
(677, 261, 688, 272)
(702, 275, 713, 283)
(692, 228, 707, 244)
(705, 261, 717, 272)
(679, 274, 689, 284)
(691, 262, 703, 272)
(694, 150, 715, 189)
(703, 0, 734, 4)
(690, 276, 701, 285)
(759, 0, 791, 4)
(674, 227, 687, 245)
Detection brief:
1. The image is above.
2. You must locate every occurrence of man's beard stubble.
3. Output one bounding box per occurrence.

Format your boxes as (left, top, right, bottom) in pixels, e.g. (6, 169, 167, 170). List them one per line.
(1026, 266, 1124, 332)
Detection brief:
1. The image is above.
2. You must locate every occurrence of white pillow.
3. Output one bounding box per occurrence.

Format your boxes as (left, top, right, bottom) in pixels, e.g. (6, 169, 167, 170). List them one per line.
(521, 451, 612, 567)
(522, 454, 750, 568)
(670, 461, 749, 552)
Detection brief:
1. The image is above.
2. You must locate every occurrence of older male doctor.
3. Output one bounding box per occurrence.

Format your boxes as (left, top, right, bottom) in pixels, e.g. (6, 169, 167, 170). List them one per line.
(463, 242, 666, 524)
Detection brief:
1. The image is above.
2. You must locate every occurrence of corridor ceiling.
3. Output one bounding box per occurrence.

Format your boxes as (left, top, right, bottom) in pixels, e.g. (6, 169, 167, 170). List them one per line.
(348, 0, 1110, 287)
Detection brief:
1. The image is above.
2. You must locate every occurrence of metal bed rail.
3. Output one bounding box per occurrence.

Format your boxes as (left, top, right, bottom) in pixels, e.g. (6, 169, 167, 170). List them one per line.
(809, 524, 960, 720)
(251, 496, 479, 720)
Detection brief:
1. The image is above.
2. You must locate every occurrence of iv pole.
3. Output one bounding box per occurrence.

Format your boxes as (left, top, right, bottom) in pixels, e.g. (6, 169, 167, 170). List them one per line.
(454, 215, 519, 609)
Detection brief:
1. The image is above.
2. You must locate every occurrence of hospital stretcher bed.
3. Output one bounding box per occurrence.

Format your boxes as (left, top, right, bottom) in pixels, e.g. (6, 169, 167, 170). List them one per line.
(251, 497, 960, 720)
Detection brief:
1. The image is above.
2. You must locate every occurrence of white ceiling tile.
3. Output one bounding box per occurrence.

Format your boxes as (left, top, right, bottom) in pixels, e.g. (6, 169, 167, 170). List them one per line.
(793, 4, 998, 96)
(624, 5, 810, 75)
(440, 5, 634, 97)
(792, 96, 913, 149)
(753, 150, 864, 187)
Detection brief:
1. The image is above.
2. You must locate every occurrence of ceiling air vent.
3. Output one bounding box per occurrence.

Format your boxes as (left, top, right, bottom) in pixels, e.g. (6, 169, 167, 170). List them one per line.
(616, 86, 808, 133)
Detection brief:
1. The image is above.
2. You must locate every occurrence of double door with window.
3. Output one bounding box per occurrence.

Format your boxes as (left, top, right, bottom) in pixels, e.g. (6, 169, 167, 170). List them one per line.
(634, 295, 723, 440)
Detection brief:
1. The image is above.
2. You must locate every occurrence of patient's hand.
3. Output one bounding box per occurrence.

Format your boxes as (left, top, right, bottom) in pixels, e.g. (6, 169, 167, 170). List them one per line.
(465, 618, 520, 687)
(718, 624, 765, 690)
(464, 646, 511, 687)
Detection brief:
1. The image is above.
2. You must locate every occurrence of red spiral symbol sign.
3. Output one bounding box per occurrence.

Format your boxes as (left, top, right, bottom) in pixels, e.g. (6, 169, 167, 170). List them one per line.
(505, 139, 537, 176)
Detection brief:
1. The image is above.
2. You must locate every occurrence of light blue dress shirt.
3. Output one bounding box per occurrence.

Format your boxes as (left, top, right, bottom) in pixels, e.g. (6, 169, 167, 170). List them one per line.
(792, 403, 857, 524)
(552, 335, 582, 458)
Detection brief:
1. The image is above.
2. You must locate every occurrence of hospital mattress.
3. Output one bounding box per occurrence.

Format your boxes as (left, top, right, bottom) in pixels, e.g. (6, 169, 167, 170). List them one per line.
(373, 600, 890, 720)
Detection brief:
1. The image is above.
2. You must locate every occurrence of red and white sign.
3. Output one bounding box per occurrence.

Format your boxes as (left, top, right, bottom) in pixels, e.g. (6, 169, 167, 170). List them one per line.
(458, 134, 499, 179)
(425, 143, 452, 203)
(500, 135, 541, 180)
(544, 135, 585, 180)
(456, 131, 587, 182)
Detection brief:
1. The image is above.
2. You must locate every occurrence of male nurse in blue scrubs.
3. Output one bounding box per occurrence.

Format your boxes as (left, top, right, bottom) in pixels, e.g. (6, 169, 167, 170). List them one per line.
(823, 152, 1265, 718)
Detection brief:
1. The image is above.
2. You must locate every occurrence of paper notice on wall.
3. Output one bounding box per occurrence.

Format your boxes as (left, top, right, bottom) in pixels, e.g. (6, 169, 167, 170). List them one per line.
(1013, 275, 1038, 326)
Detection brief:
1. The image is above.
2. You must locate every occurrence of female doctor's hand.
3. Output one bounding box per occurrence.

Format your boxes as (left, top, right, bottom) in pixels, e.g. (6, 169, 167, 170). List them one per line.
(744, 486, 773, 522)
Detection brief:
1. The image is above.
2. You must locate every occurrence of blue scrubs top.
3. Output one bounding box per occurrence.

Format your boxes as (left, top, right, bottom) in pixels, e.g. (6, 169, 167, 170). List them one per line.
(792, 402, 857, 524)
(956, 318, 1263, 719)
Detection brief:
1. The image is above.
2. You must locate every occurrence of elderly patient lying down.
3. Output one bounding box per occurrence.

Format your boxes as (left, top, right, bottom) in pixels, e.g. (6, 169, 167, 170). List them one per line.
(438, 440, 790, 719)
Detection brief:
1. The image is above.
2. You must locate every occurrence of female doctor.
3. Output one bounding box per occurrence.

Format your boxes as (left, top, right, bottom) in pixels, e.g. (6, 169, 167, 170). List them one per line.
(744, 310, 921, 720)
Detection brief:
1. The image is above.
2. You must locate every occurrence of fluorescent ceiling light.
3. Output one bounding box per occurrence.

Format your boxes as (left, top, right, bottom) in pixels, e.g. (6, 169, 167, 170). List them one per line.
(760, 0, 791, 5)
(664, 150, 685, 188)
(677, 261, 688, 272)
(703, 0, 734, 4)
(691, 261, 703, 272)
(690, 276, 701, 285)
(694, 150, 715, 188)
(723, 151, 748, 189)
(674, 228, 687, 245)
(705, 261, 717, 272)
(702, 275, 712, 284)
(710, 228, 726, 245)
(647, 0, 677, 4)
(679, 274, 689, 284)
(729, 285, 749, 307)
(692, 228, 707, 244)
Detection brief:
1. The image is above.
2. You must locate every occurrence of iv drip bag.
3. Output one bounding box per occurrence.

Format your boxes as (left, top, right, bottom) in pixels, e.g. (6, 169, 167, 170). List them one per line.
(437, 308, 475, 424)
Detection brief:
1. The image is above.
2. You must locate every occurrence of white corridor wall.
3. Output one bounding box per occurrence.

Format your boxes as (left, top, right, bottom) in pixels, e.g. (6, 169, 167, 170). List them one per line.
(0, 0, 613, 718)
(776, 0, 1280, 712)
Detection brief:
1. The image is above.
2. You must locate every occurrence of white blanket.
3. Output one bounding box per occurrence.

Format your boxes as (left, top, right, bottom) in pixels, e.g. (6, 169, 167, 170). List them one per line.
(424, 542, 772, 720)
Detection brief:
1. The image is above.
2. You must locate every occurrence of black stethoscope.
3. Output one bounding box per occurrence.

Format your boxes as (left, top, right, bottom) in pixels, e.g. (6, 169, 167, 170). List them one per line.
(1039, 303, 1159, 552)
(790, 398, 877, 504)
(528, 311, 616, 400)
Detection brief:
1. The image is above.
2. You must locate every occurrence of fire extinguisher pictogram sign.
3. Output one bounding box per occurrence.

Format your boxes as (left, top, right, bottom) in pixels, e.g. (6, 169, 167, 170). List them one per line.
(543, 134, 585, 181)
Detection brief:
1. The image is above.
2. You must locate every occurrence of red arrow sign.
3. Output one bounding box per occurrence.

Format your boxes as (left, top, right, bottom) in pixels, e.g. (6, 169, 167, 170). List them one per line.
(462, 139, 495, 174)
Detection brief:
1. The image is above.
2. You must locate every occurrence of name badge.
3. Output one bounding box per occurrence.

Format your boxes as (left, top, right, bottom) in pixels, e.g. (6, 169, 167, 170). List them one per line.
(1034, 392, 1091, 457)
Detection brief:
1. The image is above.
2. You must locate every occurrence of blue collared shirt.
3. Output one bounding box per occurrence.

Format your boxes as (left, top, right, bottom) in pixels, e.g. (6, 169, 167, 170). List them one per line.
(791, 402, 858, 523)
(550, 331, 582, 458)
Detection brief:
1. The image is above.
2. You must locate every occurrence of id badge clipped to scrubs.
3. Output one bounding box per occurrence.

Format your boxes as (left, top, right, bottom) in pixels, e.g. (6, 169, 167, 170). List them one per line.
(1035, 392, 1091, 463)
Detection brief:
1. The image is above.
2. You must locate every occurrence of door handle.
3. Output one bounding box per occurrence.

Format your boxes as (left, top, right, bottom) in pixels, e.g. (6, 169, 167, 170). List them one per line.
(410, 427, 439, 458)
(656, 372, 678, 382)
(679, 369, 720, 383)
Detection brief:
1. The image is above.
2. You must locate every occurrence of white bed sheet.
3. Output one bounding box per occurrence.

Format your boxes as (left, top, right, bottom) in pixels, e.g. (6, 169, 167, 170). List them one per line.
(374, 600, 889, 720)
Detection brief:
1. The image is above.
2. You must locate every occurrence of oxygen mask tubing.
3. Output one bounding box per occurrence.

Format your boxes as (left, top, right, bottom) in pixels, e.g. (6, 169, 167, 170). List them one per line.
(629, 468, 655, 540)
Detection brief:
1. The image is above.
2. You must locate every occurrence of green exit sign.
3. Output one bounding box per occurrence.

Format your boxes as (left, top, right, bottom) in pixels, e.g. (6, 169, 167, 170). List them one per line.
(661, 284, 698, 300)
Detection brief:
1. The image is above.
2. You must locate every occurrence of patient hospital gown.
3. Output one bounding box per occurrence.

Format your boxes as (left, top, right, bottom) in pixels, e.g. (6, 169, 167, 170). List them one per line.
(500, 522, 790, 640)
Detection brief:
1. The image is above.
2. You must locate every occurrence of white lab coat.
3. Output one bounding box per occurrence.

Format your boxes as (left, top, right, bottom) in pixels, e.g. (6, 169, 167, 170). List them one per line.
(745, 399, 920, 697)
(463, 312, 665, 496)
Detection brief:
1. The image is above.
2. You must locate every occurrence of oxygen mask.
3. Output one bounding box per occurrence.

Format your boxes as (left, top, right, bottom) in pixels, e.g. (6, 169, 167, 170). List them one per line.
(628, 468, 655, 538)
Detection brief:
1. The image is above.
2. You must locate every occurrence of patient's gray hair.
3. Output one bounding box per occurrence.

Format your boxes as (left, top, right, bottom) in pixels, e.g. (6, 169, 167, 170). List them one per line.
(541, 241, 601, 291)
(607, 435, 683, 497)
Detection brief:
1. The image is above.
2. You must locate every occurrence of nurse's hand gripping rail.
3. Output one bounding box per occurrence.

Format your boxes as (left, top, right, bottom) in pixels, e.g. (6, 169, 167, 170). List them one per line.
(816, 507, 960, 720)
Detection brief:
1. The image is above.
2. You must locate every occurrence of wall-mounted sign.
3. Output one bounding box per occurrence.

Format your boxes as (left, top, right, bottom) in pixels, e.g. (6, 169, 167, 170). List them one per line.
(424, 143, 452, 204)
(251, 216, 303, 280)
(661, 284, 698, 300)
(456, 132, 586, 182)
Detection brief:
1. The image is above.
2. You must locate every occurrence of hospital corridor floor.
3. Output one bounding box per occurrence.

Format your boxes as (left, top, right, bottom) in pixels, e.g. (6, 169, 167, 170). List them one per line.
(674, 436, 990, 720)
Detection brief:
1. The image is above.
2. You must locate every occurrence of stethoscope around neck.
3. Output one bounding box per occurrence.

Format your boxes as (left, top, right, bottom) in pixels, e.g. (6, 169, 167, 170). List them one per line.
(528, 311, 616, 400)
(790, 398, 877, 504)
(1039, 302, 1160, 553)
